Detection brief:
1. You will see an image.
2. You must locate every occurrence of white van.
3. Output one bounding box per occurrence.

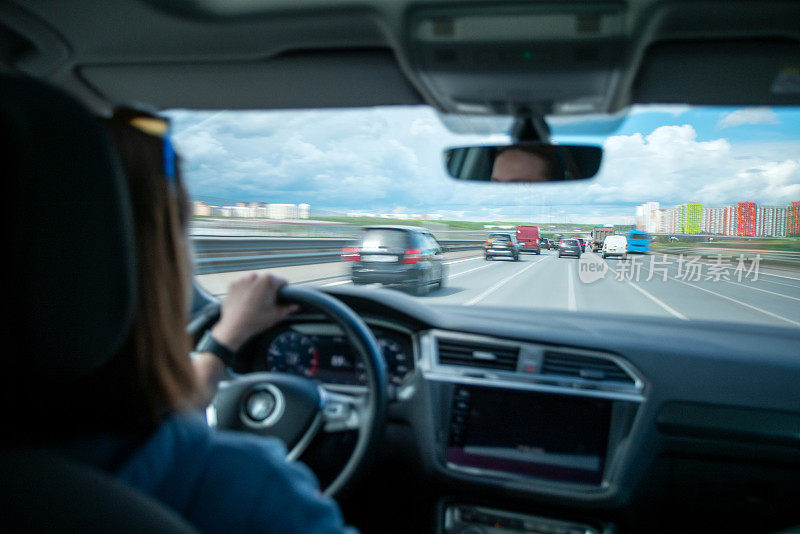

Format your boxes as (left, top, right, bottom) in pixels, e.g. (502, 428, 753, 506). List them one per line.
(602, 235, 628, 259)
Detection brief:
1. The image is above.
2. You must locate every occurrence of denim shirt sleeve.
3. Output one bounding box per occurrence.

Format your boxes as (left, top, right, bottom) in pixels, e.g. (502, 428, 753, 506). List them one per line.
(116, 412, 358, 534)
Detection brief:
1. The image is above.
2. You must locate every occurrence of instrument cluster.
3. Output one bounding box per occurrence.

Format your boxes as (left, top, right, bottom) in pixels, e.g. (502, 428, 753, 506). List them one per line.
(249, 324, 414, 387)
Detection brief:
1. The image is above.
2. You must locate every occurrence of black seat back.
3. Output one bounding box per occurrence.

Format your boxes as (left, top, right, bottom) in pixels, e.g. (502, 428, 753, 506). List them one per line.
(0, 74, 196, 533)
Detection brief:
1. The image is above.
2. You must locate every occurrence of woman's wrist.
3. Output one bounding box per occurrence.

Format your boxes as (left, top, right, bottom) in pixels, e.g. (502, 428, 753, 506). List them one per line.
(209, 322, 248, 352)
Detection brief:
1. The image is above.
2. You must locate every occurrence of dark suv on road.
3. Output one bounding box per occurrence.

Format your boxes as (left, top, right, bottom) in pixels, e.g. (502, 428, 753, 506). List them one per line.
(484, 233, 521, 261)
(344, 226, 446, 296)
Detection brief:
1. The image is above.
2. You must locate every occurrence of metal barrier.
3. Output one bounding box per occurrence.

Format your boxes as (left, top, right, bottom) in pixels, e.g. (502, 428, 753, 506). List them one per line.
(192, 236, 485, 274)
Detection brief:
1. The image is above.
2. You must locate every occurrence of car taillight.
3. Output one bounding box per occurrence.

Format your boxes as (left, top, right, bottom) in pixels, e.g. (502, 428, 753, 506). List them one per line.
(341, 247, 360, 261)
(485, 240, 491, 246)
(402, 249, 423, 264)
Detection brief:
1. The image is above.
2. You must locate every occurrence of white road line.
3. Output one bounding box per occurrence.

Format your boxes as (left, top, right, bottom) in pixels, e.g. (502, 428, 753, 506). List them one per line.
(750, 271, 800, 282)
(624, 280, 688, 320)
(659, 256, 800, 281)
(464, 257, 548, 306)
(667, 276, 800, 327)
(721, 280, 800, 302)
(444, 256, 483, 265)
(567, 261, 577, 312)
(323, 280, 351, 286)
(756, 277, 800, 289)
(450, 261, 498, 279)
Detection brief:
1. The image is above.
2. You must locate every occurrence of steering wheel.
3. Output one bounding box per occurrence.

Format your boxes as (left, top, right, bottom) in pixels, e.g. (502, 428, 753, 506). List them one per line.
(187, 286, 388, 497)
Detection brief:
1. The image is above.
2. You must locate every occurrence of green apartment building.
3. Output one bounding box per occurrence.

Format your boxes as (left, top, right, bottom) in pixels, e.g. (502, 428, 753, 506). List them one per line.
(680, 202, 702, 234)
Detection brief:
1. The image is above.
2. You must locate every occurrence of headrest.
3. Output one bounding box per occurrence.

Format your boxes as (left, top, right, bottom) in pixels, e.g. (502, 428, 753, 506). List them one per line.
(1, 74, 136, 380)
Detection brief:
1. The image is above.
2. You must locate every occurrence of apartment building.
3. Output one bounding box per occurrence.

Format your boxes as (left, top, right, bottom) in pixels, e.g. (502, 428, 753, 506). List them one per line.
(736, 202, 757, 236)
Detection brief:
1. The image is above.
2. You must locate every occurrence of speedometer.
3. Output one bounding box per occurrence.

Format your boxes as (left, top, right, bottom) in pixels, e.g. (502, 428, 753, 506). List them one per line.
(266, 331, 318, 378)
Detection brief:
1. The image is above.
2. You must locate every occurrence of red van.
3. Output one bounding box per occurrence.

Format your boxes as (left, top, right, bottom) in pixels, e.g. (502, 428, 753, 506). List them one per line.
(515, 225, 541, 254)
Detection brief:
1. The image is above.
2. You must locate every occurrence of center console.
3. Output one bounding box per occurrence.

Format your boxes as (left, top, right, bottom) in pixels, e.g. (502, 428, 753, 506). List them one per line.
(446, 385, 613, 486)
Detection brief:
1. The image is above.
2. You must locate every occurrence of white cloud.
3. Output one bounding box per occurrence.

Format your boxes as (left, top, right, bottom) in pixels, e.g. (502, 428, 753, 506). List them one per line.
(717, 107, 780, 128)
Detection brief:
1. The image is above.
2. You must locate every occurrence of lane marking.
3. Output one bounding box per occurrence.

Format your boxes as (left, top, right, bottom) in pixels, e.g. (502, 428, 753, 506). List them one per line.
(567, 261, 577, 312)
(666, 275, 800, 327)
(323, 280, 351, 286)
(464, 256, 549, 306)
(720, 280, 800, 302)
(444, 256, 483, 265)
(656, 256, 800, 293)
(657, 255, 800, 282)
(755, 277, 800, 290)
(624, 280, 688, 320)
(757, 271, 800, 281)
(450, 261, 499, 279)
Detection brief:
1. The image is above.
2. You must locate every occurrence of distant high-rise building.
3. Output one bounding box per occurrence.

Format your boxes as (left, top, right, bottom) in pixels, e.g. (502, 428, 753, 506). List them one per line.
(679, 202, 702, 234)
(736, 202, 757, 236)
(652, 209, 666, 233)
(193, 201, 211, 216)
(702, 206, 725, 234)
(722, 205, 737, 236)
(663, 206, 680, 234)
(635, 202, 660, 232)
(756, 206, 788, 237)
(789, 201, 800, 237)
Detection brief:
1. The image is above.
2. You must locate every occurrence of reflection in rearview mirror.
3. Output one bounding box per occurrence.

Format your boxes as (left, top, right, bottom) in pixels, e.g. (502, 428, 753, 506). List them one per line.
(444, 143, 603, 183)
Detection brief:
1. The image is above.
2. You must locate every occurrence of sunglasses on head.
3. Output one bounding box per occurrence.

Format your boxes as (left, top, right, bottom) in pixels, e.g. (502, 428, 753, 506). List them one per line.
(113, 107, 177, 185)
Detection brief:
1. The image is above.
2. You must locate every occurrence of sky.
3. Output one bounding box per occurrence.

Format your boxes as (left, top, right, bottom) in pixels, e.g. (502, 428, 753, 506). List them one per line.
(167, 105, 800, 224)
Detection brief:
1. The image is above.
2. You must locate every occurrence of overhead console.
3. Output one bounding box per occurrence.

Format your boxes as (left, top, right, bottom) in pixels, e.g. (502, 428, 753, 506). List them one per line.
(404, 1, 800, 117)
(417, 330, 645, 497)
(405, 3, 628, 116)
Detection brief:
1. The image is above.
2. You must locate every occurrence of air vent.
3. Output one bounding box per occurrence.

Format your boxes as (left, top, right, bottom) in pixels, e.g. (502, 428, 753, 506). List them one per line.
(541, 350, 634, 385)
(437, 338, 519, 371)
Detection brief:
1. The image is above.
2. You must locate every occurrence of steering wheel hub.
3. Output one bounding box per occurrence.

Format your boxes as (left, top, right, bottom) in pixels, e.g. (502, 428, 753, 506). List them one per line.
(243, 384, 284, 427)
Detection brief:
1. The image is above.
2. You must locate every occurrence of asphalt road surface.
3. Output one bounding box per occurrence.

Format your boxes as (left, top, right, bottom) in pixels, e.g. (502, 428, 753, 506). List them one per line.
(195, 249, 800, 329)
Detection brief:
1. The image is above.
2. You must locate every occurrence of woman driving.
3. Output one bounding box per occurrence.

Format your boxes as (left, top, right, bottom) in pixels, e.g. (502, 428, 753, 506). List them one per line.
(53, 108, 357, 533)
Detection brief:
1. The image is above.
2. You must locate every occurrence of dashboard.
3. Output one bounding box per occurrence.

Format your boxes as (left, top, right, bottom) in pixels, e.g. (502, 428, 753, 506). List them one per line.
(230, 288, 800, 534)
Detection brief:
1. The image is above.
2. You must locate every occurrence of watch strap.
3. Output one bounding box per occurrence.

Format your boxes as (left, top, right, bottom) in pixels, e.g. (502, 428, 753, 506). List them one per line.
(195, 330, 237, 366)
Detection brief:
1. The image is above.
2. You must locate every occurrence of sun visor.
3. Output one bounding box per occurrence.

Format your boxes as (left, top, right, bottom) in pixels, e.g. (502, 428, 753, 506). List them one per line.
(80, 49, 423, 110)
(632, 39, 800, 107)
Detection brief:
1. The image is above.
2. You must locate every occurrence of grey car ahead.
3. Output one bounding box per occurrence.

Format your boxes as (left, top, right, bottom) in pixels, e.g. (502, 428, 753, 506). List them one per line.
(347, 225, 447, 296)
(557, 239, 582, 258)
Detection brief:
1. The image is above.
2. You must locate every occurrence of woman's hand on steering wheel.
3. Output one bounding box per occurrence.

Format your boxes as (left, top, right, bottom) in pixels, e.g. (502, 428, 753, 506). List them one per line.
(211, 273, 299, 352)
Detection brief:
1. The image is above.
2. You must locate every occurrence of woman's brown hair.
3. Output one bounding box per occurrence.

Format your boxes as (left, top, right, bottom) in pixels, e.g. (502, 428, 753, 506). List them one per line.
(99, 110, 199, 433)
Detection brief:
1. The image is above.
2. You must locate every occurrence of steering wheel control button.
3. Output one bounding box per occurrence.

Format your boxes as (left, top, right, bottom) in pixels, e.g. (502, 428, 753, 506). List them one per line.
(241, 384, 285, 428)
(247, 390, 276, 421)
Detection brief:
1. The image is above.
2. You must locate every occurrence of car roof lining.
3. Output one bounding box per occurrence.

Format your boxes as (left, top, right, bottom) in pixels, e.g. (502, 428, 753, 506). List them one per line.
(1, 0, 799, 115)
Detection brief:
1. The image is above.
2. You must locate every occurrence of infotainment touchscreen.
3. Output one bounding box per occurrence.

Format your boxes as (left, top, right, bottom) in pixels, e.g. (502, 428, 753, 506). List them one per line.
(446, 386, 612, 485)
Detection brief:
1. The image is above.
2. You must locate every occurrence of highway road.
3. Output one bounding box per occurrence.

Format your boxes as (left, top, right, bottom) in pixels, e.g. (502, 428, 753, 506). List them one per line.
(195, 249, 800, 329)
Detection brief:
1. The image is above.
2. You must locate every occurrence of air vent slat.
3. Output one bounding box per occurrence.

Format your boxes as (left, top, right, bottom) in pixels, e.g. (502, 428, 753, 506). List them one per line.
(437, 338, 519, 372)
(542, 350, 634, 385)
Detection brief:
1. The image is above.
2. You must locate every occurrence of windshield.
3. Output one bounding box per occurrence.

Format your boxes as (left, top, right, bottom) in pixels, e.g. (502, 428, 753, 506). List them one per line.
(172, 105, 800, 329)
(490, 234, 511, 241)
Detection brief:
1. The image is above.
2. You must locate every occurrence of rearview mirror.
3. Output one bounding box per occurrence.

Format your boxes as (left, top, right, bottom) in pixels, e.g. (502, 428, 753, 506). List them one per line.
(444, 143, 602, 183)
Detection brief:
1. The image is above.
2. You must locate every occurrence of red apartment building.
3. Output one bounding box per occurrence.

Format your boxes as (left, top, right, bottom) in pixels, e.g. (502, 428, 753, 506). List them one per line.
(736, 202, 757, 236)
(790, 201, 800, 237)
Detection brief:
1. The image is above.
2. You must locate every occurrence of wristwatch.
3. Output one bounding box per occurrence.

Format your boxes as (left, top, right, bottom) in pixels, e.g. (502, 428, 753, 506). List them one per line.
(194, 330, 237, 366)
